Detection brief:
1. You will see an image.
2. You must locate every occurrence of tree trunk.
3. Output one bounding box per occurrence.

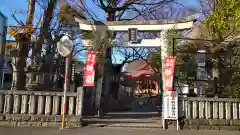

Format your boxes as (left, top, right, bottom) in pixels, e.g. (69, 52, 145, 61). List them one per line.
(26, 0, 36, 28)
(95, 50, 106, 114)
(11, 34, 29, 90)
(32, 0, 56, 56)
(29, 0, 57, 88)
(95, 70, 104, 111)
(11, 56, 26, 90)
(101, 9, 116, 113)
(10, 0, 36, 90)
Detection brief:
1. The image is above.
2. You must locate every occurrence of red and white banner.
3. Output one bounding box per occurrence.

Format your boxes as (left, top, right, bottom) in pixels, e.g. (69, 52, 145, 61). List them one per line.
(163, 56, 176, 91)
(83, 51, 97, 87)
(162, 56, 178, 120)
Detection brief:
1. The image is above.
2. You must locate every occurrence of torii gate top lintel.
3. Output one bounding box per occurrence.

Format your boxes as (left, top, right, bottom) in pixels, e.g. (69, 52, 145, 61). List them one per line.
(74, 15, 197, 32)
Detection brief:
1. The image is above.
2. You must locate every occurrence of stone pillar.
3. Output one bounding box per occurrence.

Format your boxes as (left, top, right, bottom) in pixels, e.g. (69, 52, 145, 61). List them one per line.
(4, 94, 13, 114)
(219, 102, 224, 119)
(160, 30, 168, 59)
(232, 102, 238, 120)
(213, 101, 219, 119)
(68, 97, 75, 115)
(76, 87, 84, 116)
(21, 95, 29, 114)
(45, 96, 52, 115)
(186, 100, 192, 119)
(160, 30, 168, 99)
(37, 96, 45, 114)
(52, 96, 60, 115)
(205, 101, 211, 119)
(199, 101, 204, 119)
(29, 95, 37, 114)
(13, 94, 21, 114)
(225, 102, 231, 119)
(160, 30, 168, 129)
(192, 100, 198, 119)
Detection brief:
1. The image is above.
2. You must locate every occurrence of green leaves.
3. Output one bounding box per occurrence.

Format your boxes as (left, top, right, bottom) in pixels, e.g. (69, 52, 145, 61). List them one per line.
(148, 29, 183, 70)
(149, 50, 161, 70)
(82, 30, 114, 79)
(203, 0, 240, 98)
(205, 0, 240, 42)
(59, 3, 79, 23)
(82, 30, 114, 53)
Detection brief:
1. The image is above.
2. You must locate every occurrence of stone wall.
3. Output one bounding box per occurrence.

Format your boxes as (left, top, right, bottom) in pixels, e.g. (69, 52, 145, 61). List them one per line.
(0, 87, 84, 128)
(166, 97, 240, 130)
(166, 119, 240, 130)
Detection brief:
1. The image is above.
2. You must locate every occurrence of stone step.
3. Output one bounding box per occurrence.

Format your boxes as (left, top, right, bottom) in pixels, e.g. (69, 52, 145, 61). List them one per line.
(84, 117, 163, 128)
(84, 117, 180, 130)
(84, 118, 162, 123)
(86, 122, 162, 128)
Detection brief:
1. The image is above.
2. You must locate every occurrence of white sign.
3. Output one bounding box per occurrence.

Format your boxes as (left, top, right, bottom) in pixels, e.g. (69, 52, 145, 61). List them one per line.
(163, 91, 178, 120)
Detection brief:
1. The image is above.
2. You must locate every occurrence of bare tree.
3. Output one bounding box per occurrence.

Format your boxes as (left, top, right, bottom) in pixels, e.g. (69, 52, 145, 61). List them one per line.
(7, 0, 37, 90)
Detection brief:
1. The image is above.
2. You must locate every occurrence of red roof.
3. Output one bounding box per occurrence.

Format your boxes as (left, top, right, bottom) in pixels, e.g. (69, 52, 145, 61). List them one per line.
(122, 59, 155, 78)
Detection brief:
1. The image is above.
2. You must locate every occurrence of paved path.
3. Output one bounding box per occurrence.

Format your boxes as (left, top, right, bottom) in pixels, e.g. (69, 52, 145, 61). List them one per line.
(1, 127, 240, 135)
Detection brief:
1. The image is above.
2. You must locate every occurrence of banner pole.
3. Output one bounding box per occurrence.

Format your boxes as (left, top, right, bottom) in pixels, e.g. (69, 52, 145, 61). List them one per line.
(61, 55, 70, 129)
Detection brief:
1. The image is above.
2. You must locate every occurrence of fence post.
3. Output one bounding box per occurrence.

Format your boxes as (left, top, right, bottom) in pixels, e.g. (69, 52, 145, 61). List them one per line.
(76, 87, 84, 116)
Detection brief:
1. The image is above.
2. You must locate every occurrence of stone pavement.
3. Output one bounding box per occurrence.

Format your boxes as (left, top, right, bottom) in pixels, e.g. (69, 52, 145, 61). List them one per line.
(1, 127, 240, 135)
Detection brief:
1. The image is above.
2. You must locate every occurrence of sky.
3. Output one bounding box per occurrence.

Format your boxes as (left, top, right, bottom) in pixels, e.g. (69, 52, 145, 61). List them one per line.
(1, 0, 199, 25)
(0, 0, 200, 63)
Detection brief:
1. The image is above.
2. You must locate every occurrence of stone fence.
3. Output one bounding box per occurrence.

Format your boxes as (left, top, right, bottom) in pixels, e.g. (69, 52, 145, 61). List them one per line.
(0, 87, 84, 127)
(176, 97, 240, 130)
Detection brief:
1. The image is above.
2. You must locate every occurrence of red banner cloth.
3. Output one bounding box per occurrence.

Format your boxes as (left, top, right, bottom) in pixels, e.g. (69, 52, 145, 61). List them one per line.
(83, 51, 97, 87)
(163, 56, 176, 91)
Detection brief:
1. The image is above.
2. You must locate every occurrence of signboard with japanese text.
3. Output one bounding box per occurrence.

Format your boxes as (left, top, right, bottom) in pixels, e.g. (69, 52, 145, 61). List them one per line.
(163, 91, 178, 120)
(83, 51, 97, 86)
(163, 56, 176, 91)
(128, 28, 138, 42)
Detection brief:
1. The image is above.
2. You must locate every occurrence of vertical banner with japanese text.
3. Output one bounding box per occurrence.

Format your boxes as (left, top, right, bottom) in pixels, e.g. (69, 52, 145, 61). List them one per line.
(83, 51, 97, 87)
(163, 56, 178, 120)
(163, 91, 178, 120)
(163, 56, 176, 91)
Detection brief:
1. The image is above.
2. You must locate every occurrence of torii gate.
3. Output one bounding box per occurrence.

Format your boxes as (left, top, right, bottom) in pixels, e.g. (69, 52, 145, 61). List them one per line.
(73, 16, 196, 129)
(75, 16, 196, 59)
